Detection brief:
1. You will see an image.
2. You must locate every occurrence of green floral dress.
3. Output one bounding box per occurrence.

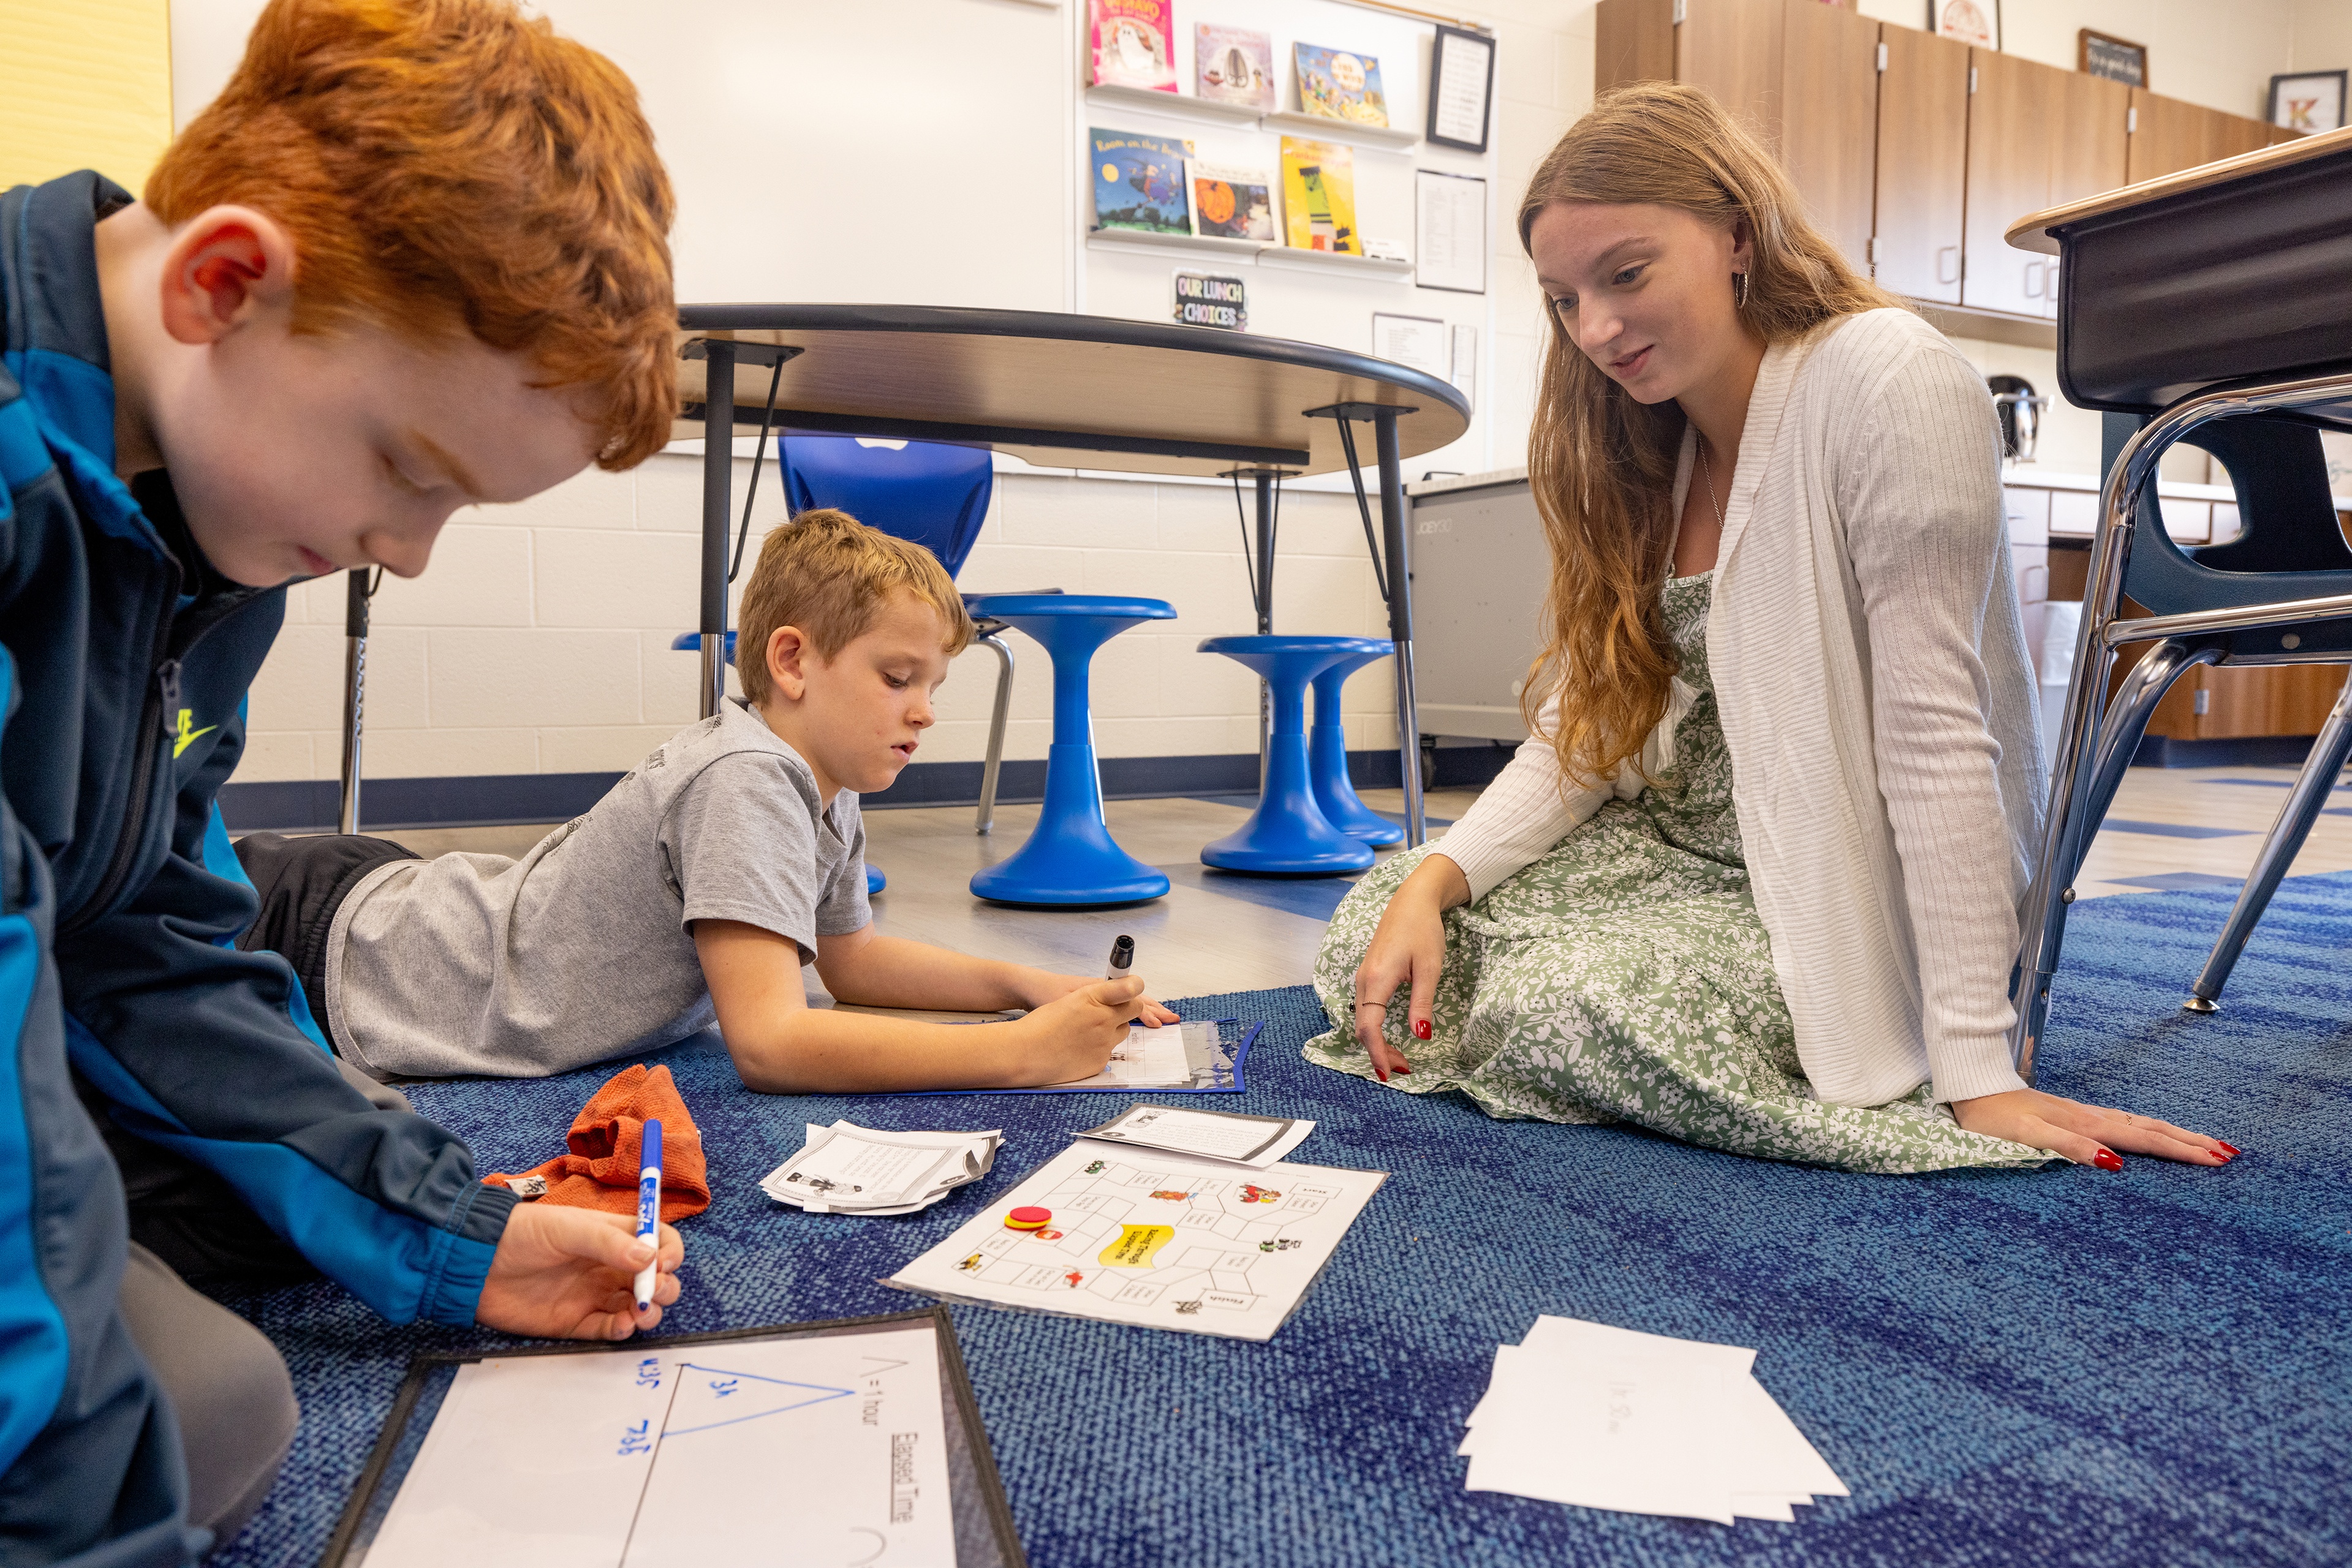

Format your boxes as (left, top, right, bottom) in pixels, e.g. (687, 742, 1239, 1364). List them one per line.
(1305, 571, 2046, 1174)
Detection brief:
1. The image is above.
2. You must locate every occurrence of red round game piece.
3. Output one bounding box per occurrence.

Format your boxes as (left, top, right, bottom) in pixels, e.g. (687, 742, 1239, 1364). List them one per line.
(1004, 1206, 1052, 1232)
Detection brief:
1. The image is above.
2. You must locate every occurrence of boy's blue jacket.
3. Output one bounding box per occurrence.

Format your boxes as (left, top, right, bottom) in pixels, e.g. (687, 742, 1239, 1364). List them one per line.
(0, 173, 516, 1562)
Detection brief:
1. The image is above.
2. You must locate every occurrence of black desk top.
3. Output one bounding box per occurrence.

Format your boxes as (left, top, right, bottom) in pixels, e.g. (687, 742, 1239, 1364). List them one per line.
(673, 303, 1472, 478)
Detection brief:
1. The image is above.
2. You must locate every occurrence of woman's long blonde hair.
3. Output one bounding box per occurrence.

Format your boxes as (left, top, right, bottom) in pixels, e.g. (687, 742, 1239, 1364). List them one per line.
(1517, 83, 1899, 786)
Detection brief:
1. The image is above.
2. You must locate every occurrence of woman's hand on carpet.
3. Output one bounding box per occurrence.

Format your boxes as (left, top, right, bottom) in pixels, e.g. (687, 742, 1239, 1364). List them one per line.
(477, 1205, 684, 1340)
(1950, 1087, 2237, 1169)
(1352, 854, 1472, 1082)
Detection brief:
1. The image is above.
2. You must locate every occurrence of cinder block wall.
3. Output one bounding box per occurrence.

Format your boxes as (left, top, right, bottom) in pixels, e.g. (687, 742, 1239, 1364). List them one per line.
(240, 461, 1402, 784)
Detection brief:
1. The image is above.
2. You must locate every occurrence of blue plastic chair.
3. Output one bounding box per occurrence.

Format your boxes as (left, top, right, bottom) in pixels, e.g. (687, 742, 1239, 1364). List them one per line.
(1198, 638, 1377, 874)
(966, 595, 1177, 906)
(666, 629, 887, 897)
(672, 435, 1026, 900)
(1308, 638, 1402, 846)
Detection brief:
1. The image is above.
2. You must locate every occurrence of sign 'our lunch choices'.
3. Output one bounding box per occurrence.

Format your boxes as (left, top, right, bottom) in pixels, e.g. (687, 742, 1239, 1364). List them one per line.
(1174, 271, 1247, 331)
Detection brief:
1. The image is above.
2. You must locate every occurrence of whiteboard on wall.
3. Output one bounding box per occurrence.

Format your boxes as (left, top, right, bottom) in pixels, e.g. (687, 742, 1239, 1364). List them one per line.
(170, 0, 1494, 472)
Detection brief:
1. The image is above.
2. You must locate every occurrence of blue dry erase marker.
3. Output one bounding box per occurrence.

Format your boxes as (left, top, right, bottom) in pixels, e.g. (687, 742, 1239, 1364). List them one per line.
(632, 1118, 662, 1314)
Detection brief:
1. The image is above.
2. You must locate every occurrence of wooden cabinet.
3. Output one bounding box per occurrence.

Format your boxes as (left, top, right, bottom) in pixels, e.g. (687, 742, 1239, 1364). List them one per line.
(2043, 70, 2131, 319)
(1776, 0, 1880, 268)
(2118, 657, 2348, 745)
(1961, 51, 2057, 316)
(1598, 0, 1878, 272)
(1961, 52, 2126, 319)
(2127, 89, 2274, 183)
(1873, 25, 1970, 303)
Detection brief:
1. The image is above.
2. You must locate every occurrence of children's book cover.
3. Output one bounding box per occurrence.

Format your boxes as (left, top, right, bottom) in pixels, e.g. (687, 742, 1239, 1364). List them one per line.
(1090, 0, 1177, 92)
(1093, 128, 1194, 234)
(1293, 43, 1390, 126)
(1194, 23, 1275, 108)
(1279, 137, 1359, 254)
(1188, 160, 1277, 241)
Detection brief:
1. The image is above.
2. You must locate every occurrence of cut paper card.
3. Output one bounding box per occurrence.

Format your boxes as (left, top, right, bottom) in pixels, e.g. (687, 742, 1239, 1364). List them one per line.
(1076, 1104, 1313, 1168)
(759, 1123, 999, 1216)
(888, 1141, 1383, 1341)
(1461, 1316, 1845, 1525)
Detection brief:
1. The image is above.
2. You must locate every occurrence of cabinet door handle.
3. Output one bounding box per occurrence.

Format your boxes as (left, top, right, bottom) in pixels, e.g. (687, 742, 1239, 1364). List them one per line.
(2024, 259, 2045, 297)
(1936, 246, 1961, 285)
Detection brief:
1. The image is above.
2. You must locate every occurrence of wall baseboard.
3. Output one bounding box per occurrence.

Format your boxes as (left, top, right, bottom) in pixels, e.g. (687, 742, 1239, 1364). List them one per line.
(2130, 734, 2316, 769)
(218, 745, 1516, 832)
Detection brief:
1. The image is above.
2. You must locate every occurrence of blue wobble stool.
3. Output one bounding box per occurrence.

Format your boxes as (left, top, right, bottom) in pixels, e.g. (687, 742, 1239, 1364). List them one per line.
(1198, 638, 1377, 875)
(967, 594, 1177, 905)
(670, 628, 887, 895)
(1309, 638, 1402, 846)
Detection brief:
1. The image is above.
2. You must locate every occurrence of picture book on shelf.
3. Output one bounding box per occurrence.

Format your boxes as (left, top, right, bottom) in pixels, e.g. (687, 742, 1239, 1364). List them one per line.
(1279, 137, 1359, 255)
(1294, 43, 1390, 126)
(1189, 160, 1277, 241)
(1093, 127, 1194, 235)
(1195, 23, 1275, 108)
(1090, 0, 1176, 92)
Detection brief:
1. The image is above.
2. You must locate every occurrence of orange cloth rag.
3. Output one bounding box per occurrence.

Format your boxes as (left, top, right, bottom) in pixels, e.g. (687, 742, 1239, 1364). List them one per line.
(488, 1063, 709, 1221)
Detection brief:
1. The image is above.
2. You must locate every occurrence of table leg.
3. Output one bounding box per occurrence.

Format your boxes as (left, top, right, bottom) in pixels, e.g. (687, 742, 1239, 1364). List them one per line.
(1374, 408, 1423, 848)
(699, 339, 736, 720)
(1254, 469, 1276, 789)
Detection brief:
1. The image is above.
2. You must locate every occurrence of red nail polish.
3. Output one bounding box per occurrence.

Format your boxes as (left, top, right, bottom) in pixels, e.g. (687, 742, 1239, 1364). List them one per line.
(2093, 1150, 2123, 1172)
(1375, 1069, 1388, 1084)
(1413, 1019, 1432, 1041)
(1395, 1064, 1412, 1075)
(2216, 1142, 2241, 1156)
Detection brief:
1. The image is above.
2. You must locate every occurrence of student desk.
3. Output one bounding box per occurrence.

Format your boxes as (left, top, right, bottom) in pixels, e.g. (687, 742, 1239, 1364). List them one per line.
(672, 304, 1470, 846)
(2003, 124, 2352, 1071)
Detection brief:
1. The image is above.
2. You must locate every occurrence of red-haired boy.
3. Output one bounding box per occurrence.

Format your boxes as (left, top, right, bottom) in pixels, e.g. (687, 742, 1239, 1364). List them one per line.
(0, 2, 684, 1560)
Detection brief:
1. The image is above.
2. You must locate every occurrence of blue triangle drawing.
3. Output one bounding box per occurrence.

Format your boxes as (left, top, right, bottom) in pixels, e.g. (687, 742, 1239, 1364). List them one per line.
(662, 1362, 856, 1436)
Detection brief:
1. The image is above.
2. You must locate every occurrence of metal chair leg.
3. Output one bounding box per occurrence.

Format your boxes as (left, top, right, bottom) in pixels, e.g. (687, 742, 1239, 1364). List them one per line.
(975, 630, 1013, 835)
(2185, 670, 2352, 1012)
(2068, 640, 2218, 884)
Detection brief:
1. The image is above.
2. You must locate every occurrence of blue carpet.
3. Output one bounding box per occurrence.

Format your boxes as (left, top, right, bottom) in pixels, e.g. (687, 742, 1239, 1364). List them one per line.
(203, 877, 2352, 1568)
(2100, 872, 2246, 892)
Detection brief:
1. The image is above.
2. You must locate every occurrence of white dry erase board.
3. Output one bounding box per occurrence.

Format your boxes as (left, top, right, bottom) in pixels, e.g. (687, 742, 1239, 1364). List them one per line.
(168, 0, 1500, 475)
(321, 1308, 1024, 1568)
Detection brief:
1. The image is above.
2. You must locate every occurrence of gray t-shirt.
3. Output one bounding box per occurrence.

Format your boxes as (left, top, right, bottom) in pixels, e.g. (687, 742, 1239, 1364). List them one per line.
(325, 699, 871, 1078)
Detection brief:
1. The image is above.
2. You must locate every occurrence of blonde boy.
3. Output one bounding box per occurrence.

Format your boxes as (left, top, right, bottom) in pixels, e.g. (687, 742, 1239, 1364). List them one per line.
(240, 510, 1173, 1091)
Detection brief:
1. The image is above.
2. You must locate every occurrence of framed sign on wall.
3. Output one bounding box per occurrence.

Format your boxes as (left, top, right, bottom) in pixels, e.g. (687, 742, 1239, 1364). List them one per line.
(2269, 70, 2346, 135)
(1929, 0, 1997, 51)
(1424, 24, 1494, 153)
(2078, 29, 2149, 89)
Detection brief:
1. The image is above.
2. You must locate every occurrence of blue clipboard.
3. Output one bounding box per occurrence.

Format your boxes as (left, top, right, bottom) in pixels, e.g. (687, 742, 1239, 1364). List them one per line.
(890, 1018, 1263, 1096)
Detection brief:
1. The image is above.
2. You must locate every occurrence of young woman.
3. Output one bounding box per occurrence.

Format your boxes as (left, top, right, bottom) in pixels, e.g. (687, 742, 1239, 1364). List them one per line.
(1307, 84, 2236, 1174)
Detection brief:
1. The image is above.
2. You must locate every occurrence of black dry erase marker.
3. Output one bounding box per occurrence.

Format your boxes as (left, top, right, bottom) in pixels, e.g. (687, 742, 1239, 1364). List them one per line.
(1105, 934, 1135, 981)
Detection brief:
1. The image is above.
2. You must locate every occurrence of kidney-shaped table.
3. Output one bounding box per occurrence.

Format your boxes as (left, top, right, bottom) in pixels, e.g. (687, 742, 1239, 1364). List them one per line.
(670, 303, 1472, 846)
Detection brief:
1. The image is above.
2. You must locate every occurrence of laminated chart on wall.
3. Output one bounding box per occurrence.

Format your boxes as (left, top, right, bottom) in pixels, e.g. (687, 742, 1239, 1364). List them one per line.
(324, 1310, 1023, 1568)
(887, 1142, 1385, 1342)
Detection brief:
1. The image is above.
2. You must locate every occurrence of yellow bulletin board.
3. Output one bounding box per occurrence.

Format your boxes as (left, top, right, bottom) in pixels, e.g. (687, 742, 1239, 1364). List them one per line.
(0, 0, 173, 194)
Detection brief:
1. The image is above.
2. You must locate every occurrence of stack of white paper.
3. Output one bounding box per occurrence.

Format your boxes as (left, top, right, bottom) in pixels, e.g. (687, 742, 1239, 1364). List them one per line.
(759, 1121, 1001, 1216)
(1461, 1316, 1846, 1525)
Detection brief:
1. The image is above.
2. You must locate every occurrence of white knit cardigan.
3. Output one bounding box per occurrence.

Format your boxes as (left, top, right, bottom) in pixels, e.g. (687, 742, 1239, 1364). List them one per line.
(1433, 308, 2046, 1107)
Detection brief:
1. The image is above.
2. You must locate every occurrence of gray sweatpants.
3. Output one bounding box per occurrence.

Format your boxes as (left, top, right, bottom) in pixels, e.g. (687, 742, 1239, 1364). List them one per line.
(116, 1244, 298, 1549)
(108, 1058, 415, 1548)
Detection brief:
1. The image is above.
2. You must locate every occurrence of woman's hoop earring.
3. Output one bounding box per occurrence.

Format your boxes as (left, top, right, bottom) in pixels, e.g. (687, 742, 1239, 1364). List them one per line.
(1734, 271, 1750, 309)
